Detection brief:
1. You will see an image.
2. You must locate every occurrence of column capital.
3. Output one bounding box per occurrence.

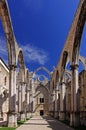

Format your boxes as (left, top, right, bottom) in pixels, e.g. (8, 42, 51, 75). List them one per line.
(70, 64, 79, 70)
(9, 64, 17, 70)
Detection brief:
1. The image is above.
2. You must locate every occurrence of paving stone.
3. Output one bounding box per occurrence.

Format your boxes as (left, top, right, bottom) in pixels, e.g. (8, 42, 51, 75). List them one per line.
(16, 116, 74, 130)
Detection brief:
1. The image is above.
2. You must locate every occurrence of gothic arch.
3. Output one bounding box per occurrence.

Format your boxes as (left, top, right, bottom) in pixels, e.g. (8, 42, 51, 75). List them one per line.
(72, 0, 86, 64)
(33, 66, 51, 77)
(61, 51, 70, 80)
(25, 69, 29, 84)
(18, 49, 25, 68)
(55, 70, 59, 83)
(17, 50, 25, 82)
(64, 70, 71, 82)
(55, 70, 59, 89)
(0, 0, 16, 65)
(62, 51, 68, 70)
(65, 70, 71, 78)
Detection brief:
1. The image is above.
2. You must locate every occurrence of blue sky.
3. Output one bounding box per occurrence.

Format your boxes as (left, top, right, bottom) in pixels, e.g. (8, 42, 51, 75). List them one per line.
(0, 0, 86, 73)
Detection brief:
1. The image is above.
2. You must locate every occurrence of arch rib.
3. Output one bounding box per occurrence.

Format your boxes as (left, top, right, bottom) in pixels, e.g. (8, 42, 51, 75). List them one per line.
(33, 66, 51, 77)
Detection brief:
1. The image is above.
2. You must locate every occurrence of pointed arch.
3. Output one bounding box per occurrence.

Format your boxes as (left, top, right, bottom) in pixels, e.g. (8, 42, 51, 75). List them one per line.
(55, 70, 60, 89)
(0, 0, 16, 65)
(17, 49, 25, 82)
(62, 51, 68, 69)
(64, 70, 71, 82)
(61, 51, 69, 80)
(33, 66, 51, 77)
(72, 0, 86, 64)
(18, 49, 25, 69)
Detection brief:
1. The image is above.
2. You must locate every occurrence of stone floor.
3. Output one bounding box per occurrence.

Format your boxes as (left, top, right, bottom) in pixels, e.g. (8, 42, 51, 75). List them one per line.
(16, 116, 75, 130)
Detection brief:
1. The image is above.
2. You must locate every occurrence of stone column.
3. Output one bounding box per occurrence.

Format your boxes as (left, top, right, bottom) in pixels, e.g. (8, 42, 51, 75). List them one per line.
(70, 65, 80, 127)
(49, 93, 54, 116)
(32, 79, 36, 115)
(49, 81, 54, 116)
(18, 84, 22, 118)
(20, 82, 26, 121)
(59, 80, 66, 120)
(28, 78, 33, 117)
(54, 89, 58, 118)
(8, 65, 17, 128)
(16, 85, 18, 113)
(29, 90, 33, 113)
(52, 90, 55, 117)
(26, 85, 30, 118)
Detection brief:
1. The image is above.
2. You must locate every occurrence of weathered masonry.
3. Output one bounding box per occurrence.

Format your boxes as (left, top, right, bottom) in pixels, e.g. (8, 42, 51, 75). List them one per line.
(0, 0, 86, 128)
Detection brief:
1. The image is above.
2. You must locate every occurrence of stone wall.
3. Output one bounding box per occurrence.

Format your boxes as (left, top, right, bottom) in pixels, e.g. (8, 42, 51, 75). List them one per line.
(33, 85, 50, 116)
(79, 70, 86, 126)
(0, 59, 9, 121)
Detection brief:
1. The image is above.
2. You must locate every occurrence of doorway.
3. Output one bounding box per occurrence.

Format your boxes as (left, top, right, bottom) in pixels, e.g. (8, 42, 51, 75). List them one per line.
(40, 110, 44, 116)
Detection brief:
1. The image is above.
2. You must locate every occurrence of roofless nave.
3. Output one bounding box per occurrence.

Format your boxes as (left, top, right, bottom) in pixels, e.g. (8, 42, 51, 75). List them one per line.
(0, 0, 86, 128)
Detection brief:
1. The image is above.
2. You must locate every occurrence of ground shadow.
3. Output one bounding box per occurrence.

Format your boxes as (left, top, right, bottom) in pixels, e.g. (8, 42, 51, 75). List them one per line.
(42, 116, 74, 130)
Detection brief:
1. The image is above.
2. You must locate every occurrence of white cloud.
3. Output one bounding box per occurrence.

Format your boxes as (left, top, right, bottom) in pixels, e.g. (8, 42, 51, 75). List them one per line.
(20, 44, 48, 65)
(0, 37, 7, 54)
(0, 37, 48, 65)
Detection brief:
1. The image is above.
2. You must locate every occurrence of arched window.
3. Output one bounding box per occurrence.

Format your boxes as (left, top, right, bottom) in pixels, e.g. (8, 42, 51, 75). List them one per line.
(38, 93, 44, 104)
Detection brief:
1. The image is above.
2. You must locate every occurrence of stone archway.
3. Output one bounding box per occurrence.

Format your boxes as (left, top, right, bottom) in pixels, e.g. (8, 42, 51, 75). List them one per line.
(16, 49, 26, 121)
(17, 49, 25, 82)
(0, 0, 16, 65)
(72, 0, 86, 65)
(55, 70, 59, 88)
(0, 0, 17, 127)
(33, 66, 51, 78)
(70, 0, 86, 127)
(61, 51, 69, 80)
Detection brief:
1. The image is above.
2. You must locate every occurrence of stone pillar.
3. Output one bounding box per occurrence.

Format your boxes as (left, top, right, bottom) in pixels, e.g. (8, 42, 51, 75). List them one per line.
(28, 78, 33, 117)
(54, 89, 58, 118)
(20, 82, 26, 121)
(18, 84, 22, 118)
(26, 85, 30, 118)
(70, 65, 80, 127)
(52, 90, 55, 116)
(16, 85, 18, 113)
(32, 79, 36, 115)
(8, 65, 17, 128)
(59, 80, 66, 121)
(29, 90, 33, 113)
(49, 81, 54, 116)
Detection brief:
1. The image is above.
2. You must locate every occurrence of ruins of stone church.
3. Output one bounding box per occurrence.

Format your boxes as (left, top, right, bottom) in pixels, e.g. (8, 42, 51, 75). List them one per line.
(0, 0, 86, 128)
